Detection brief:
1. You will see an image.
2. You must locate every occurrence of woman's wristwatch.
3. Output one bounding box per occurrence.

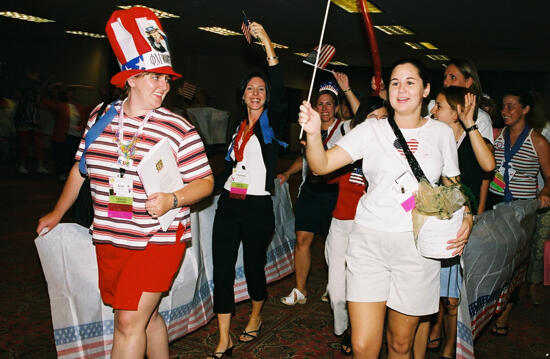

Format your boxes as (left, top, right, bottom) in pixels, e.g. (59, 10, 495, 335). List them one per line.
(172, 192, 179, 209)
(465, 124, 478, 133)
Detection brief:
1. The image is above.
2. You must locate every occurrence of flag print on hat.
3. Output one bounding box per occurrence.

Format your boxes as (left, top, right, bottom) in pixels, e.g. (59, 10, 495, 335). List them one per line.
(106, 6, 182, 88)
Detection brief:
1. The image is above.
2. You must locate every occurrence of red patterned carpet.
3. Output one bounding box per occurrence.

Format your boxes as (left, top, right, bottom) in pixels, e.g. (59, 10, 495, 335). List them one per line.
(0, 155, 549, 358)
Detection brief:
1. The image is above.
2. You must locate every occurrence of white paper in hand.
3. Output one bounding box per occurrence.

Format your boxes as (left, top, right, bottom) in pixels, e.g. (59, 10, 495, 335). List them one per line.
(137, 138, 183, 231)
(417, 207, 464, 259)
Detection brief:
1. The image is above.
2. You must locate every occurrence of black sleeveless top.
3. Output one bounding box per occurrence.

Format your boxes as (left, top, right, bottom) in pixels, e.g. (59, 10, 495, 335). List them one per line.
(458, 133, 484, 211)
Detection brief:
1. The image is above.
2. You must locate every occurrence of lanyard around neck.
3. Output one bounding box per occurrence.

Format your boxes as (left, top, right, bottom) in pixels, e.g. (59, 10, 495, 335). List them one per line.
(503, 125, 530, 202)
(117, 99, 153, 144)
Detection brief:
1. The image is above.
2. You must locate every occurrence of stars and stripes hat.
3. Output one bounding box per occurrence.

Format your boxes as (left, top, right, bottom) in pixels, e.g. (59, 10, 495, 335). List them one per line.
(105, 6, 182, 88)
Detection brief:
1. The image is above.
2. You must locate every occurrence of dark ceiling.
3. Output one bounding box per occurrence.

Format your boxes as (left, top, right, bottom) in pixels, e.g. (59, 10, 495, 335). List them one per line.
(2, 0, 550, 72)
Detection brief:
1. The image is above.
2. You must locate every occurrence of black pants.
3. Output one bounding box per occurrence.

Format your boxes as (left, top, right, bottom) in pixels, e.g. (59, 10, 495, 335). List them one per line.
(212, 190, 275, 313)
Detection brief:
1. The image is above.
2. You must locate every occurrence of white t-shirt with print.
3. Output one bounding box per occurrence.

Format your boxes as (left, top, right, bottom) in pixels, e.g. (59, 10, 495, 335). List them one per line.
(336, 117, 460, 232)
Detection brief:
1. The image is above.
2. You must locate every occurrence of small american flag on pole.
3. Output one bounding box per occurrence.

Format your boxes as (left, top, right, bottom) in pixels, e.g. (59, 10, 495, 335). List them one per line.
(303, 44, 336, 70)
(241, 11, 251, 44)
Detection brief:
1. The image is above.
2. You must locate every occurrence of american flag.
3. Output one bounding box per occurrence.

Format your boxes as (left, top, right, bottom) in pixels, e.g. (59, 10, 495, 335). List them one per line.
(241, 11, 251, 44)
(303, 44, 336, 70)
(178, 81, 197, 101)
(349, 165, 366, 186)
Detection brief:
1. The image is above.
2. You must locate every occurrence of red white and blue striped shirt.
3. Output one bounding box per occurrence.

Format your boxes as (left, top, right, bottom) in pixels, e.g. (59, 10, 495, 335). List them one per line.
(75, 102, 212, 249)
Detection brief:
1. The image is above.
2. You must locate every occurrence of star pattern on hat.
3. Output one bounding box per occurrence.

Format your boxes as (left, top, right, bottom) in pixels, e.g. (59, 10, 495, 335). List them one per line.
(122, 55, 146, 70)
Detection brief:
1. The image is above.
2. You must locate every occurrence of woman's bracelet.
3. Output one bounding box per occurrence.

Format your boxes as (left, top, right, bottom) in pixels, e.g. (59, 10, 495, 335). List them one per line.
(266, 55, 278, 61)
(343, 88, 352, 93)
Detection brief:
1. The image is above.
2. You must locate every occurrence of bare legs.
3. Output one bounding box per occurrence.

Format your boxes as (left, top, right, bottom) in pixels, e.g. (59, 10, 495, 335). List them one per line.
(441, 298, 459, 357)
(212, 313, 233, 355)
(413, 316, 430, 359)
(212, 299, 264, 357)
(294, 230, 315, 296)
(348, 302, 420, 359)
(111, 291, 167, 359)
(348, 302, 386, 359)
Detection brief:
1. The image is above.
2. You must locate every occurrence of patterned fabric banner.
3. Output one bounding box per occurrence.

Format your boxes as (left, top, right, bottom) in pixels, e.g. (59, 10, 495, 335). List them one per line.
(456, 199, 538, 359)
(36, 180, 296, 358)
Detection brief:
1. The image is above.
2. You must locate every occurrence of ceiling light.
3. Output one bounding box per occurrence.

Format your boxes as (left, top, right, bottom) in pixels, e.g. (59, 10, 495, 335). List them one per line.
(419, 42, 438, 50)
(66, 30, 106, 39)
(0, 11, 54, 23)
(198, 27, 241, 36)
(254, 41, 288, 49)
(329, 61, 348, 66)
(374, 25, 414, 35)
(426, 54, 449, 61)
(117, 5, 179, 18)
(331, 0, 382, 13)
(404, 42, 423, 50)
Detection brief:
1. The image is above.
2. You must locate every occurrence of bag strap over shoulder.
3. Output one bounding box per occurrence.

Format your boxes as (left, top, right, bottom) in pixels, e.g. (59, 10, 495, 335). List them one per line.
(387, 116, 427, 183)
(79, 100, 119, 175)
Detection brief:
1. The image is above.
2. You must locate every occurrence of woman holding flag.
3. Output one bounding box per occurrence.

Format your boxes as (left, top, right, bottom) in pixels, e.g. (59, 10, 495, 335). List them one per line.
(297, 58, 472, 359)
(209, 22, 287, 358)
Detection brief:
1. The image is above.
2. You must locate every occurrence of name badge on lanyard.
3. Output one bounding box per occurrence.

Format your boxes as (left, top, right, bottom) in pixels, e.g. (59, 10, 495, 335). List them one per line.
(490, 164, 516, 193)
(229, 164, 249, 200)
(391, 171, 418, 212)
(108, 174, 133, 219)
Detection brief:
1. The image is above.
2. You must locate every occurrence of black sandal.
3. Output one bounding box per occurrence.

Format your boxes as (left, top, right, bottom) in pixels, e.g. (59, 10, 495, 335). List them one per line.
(206, 345, 233, 358)
(238, 323, 262, 343)
(340, 332, 352, 356)
(427, 336, 441, 352)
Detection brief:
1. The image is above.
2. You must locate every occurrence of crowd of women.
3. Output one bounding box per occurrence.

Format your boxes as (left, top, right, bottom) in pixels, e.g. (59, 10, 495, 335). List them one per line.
(34, 6, 549, 359)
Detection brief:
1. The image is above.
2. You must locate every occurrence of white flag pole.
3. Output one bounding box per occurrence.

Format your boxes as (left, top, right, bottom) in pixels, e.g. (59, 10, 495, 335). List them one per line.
(300, 0, 332, 139)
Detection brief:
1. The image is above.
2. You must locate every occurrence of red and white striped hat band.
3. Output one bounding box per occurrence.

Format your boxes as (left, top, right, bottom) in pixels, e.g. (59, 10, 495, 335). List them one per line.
(105, 7, 181, 88)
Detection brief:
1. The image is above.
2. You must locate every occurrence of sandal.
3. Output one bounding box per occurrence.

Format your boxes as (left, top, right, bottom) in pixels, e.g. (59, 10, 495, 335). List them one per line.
(239, 323, 262, 343)
(206, 345, 233, 358)
(427, 336, 441, 352)
(490, 323, 509, 336)
(281, 288, 307, 306)
(340, 331, 352, 356)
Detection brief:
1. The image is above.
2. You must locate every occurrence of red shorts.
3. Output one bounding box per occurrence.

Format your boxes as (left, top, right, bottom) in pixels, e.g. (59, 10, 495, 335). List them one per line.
(95, 226, 187, 310)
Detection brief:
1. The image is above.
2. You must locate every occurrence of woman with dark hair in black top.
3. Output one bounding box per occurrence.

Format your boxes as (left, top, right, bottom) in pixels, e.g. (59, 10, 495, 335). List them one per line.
(209, 22, 286, 358)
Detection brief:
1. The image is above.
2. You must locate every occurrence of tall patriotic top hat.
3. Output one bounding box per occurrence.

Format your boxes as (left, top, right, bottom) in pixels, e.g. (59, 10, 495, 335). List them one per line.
(105, 6, 182, 88)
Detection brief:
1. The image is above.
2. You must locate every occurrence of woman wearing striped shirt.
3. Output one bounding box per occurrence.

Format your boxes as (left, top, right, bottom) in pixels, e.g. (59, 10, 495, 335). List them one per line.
(487, 90, 550, 336)
(36, 7, 214, 358)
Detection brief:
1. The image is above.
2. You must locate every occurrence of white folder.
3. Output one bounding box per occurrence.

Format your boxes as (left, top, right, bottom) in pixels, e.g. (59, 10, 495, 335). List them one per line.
(137, 138, 183, 231)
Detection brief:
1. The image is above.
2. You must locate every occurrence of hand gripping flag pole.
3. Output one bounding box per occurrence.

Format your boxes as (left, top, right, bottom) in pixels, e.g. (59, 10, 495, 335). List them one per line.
(299, 0, 332, 140)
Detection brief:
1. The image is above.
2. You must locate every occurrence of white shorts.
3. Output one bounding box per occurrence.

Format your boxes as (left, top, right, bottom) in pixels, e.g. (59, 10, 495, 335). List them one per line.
(346, 223, 440, 316)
